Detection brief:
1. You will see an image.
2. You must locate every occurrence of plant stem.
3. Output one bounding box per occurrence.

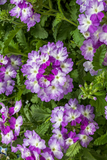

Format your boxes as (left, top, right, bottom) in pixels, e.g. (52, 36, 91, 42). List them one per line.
(63, 17, 77, 27)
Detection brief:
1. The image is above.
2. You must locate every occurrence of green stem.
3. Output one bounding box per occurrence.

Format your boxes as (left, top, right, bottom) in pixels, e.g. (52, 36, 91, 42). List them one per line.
(71, 40, 80, 48)
(57, 0, 63, 15)
(45, 117, 51, 123)
(35, 10, 56, 16)
(63, 17, 77, 27)
(23, 123, 33, 126)
(1, 95, 16, 102)
(42, 5, 50, 9)
(76, 58, 85, 65)
(7, 52, 28, 57)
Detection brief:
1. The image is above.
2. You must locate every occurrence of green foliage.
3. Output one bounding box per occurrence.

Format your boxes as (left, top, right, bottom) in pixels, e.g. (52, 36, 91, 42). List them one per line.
(30, 24, 48, 39)
(55, 21, 76, 41)
(90, 95, 107, 116)
(31, 94, 39, 103)
(1, 1, 107, 160)
(52, 13, 63, 29)
(92, 44, 107, 71)
(70, 69, 79, 82)
(65, 141, 81, 158)
(94, 133, 107, 145)
(12, 137, 24, 147)
(83, 148, 96, 160)
(16, 29, 30, 52)
(3, 27, 21, 49)
(70, 28, 84, 47)
(35, 121, 50, 136)
(30, 104, 51, 122)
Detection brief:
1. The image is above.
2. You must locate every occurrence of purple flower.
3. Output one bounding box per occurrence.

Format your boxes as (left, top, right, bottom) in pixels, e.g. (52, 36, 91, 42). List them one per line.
(64, 109, 81, 126)
(25, 13, 40, 31)
(83, 61, 98, 76)
(9, 117, 16, 130)
(51, 128, 65, 146)
(25, 79, 40, 93)
(62, 75, 74, 95)
(77, 133, 93, 148)
(9, 100, 22, 116)
(86, 0, 104, 18)
(10, 55, 22, 70)
(10, 0, 23, 5)
(14, 116, 23, 136)
(1, 130, 14, 145)
(48, 139, 63, 159)
(80, 39, 96, 61)
(4, 65, 17, 80)
(21, 41, 74, 102)
(41, 151, 54, 160)
(81, 122, 96, 135)
(28, 130, 46, 150)
(65, 131, 79, 148)
(52, 70, 66, 87)
(105, 106, 107, 119)
(50, 110, 64, 128)
(9, 5, 22, 18)
(37, 88, 51, 102)
(65, 98, 79, 110)
(79, 105, 95, 121)
(0, 0, 7, 5)
(78, 14, 92, 33)
(27, 50, 40, 65)
(60, 58, 73, 74)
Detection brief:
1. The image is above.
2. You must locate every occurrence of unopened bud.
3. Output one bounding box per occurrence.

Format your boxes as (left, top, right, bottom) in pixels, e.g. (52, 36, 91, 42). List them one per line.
(93, 97, 97, 101)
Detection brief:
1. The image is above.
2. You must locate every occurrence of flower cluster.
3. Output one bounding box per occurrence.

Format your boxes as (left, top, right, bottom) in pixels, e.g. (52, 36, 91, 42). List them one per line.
(12, 130, 55, 160)
(76, 0, 107, 76)
(0, 54, 22, 96)
(21, 41, 74, 102)
(9, 0, 41, 31)
(0, 100, 23, 145)
(50, 98, 98, 151)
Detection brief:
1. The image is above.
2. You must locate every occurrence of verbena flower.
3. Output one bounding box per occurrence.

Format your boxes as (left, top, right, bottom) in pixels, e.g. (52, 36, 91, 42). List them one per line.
(9, 0, 40, 31)
(0, 54, 22, 96)
(0, 101, 23, 145)
(50, 98, 98, 149)
(21, 41, 74, 102)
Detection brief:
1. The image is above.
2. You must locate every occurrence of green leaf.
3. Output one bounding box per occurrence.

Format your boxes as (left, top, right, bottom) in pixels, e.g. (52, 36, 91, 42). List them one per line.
(52, 13, 63, 29)
(70, 69, 79, 82)
(31, 105, 51, 122)
(56, 21, 76, 41)
(36, 40, 47, 51)
(35, 121, 50, 136)
(65, 141, 81, 158)
(70, 28, 84, 47)
(69, 2, 79, 23)
(40, 15, 49, 27)
(12, 137, 24, 147)
(90, 95, 107, 116)
(31, 94, 39, 103)
(16, 29, 30, 52)
(83, 148, 96, 160)
(30, 24, 48, 39)
(90, 150, 107, 160)
(50, 100, 57, 109)
(92, 44, 107, 71)
(94, 133, 107, 145)
(4, 27, 21, 49)
(23, 103, 32, 121)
